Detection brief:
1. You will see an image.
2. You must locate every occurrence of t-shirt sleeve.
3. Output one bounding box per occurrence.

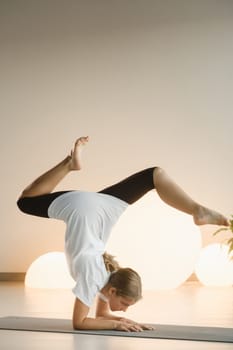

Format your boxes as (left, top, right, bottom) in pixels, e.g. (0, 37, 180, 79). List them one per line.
(72, 275, 99, 307)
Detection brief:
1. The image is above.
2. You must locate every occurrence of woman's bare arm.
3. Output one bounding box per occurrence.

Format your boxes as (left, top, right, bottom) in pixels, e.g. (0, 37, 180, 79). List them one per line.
(95, 297, 154, 330)
(73, 298, 145, 331)
(73, 299, 141, 332)
(73, 298, 117, 330)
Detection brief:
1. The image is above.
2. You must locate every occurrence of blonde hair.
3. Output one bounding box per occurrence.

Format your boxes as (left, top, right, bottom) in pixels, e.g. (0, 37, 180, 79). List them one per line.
(103, 252, 142, 302)
(103, 252, 120, 272)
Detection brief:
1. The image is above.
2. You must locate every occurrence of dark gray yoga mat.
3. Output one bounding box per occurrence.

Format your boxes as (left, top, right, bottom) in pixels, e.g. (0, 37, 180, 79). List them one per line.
(0, 316, 232, 343)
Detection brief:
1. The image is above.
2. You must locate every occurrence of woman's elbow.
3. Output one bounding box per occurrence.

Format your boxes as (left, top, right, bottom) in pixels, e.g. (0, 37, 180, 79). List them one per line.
(72, 298, 90, 329)
(72, 317, 88, 330)
(73, 320, 84, 330)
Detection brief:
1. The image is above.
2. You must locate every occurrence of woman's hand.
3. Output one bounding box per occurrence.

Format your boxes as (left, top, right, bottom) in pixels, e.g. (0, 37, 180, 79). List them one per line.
(139, 323, 155, 331)
(115, 318, 155, 332)
(115, 320, 144, 332)
(120, 317, 155, 330)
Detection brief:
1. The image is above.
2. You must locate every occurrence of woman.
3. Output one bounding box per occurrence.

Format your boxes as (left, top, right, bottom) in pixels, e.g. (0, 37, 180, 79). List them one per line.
(17, 136, 228, 332)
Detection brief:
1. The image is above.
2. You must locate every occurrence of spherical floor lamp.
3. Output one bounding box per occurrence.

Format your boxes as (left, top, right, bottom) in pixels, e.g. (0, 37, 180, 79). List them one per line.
(195, 243, 233, 287)
(109, 192, 202, 290)
(25, 252, 75, 289)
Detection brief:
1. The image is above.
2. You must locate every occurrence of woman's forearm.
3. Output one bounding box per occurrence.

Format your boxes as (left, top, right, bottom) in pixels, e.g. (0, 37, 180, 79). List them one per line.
(73, 316, 147, 332)
(73, 316, 117, 330)
(97, 314, 122, 321)
(97, 314, 137, 324)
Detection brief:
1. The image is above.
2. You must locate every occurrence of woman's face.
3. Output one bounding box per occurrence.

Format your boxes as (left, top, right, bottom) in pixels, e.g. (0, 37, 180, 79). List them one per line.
(108, 290, 136, 312)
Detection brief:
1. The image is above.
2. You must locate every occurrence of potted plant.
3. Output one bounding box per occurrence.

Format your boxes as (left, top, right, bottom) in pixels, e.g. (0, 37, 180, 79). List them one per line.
(213, 216, 233, 258)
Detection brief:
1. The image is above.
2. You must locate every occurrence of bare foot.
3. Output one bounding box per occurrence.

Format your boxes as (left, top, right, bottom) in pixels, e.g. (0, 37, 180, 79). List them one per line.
(193, 205, 229, 226)
(69, 136, 89, 170)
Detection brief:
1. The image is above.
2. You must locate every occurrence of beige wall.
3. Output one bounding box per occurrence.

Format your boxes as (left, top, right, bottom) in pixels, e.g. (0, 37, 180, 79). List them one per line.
(1, 0, 233, 274)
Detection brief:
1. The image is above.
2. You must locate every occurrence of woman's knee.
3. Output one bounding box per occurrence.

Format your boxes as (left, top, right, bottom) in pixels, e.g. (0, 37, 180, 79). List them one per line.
(152, 166, 165, 185)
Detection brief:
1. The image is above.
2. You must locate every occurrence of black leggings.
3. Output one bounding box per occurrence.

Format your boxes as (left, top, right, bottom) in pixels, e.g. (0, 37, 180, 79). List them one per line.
(17, 167, 156, 218)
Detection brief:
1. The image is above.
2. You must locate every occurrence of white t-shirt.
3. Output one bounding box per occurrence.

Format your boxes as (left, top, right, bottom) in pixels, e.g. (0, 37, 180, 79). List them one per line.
(48, 191, 128, 306)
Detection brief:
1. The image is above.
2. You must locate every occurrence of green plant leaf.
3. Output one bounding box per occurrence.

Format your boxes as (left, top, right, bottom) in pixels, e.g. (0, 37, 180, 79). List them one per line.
(212, 215, 233, 259)
(228, 241, 233, 254)
(213, 227, 229, 236)
(227, 237, 233, 245)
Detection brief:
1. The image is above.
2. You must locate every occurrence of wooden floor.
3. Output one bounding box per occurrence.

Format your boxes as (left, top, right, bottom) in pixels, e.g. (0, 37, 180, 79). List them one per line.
(0, 281, 232, 349)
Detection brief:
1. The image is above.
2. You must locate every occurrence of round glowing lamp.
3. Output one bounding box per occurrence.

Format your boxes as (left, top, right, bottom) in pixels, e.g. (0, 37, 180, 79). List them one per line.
(25, 252, 75, 289)
(195, 243, 233, 287)
(108, 192, 202, 290)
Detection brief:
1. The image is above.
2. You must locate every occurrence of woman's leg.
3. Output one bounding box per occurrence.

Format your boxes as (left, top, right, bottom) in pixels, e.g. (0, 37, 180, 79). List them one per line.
(153, 167, 228, 226)
(17, 136, 89, 218)
(99, 168, 155, 204)
(100, 166, 228, 226)
(19, 136, 89, 198)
